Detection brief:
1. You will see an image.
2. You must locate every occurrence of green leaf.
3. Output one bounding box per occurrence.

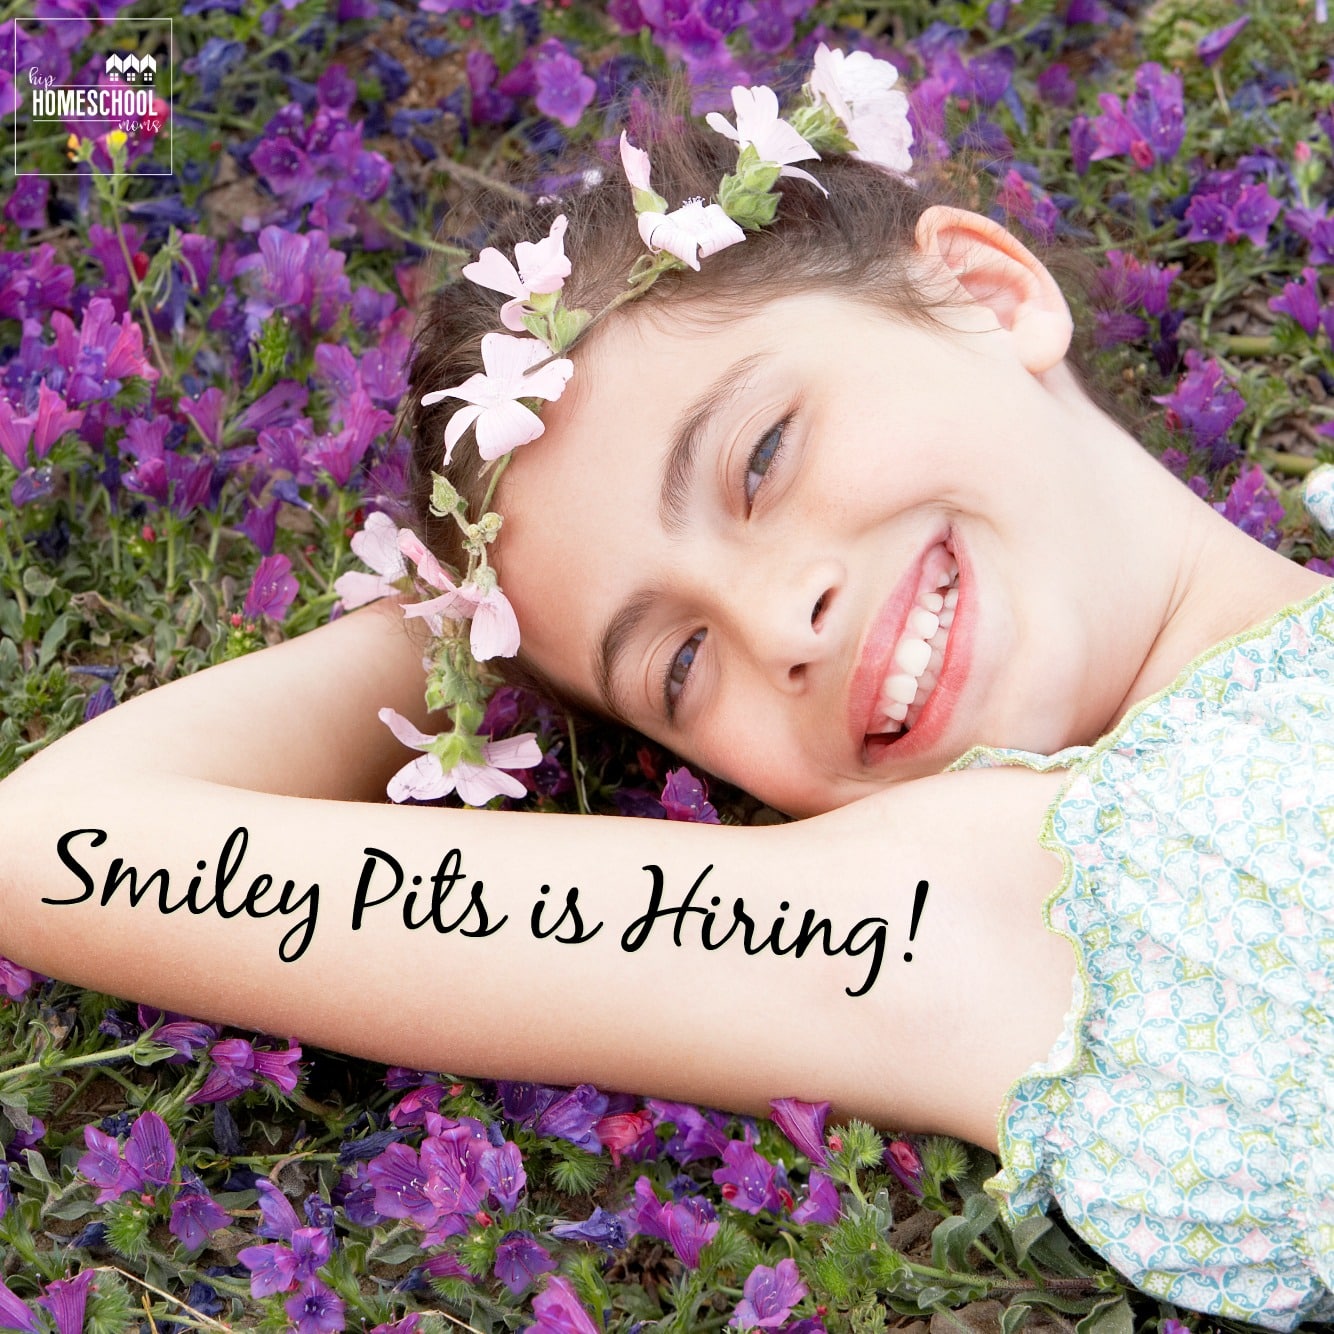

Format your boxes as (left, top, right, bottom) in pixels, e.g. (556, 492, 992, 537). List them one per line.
(1001, 1302, 1032, 1334)
(22, 566, 56, 599)
(1076, 1296, 1134, 1334)
(1008, 1212, 1053, 1266)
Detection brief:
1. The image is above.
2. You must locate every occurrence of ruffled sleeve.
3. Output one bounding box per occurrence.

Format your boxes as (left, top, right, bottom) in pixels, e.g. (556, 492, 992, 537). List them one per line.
(959, 585, 1334, 1331)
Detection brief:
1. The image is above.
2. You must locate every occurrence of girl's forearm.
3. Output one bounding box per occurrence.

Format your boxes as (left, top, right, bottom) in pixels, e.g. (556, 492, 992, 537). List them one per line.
(0, 755, 1070, 1144)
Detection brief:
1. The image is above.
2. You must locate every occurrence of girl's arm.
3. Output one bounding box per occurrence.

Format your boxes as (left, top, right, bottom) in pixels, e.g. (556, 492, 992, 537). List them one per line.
(0, 606, 1072, 1147)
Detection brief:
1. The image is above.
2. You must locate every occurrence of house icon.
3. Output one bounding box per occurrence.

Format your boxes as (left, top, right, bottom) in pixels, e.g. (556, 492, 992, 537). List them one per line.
(103, 52, 156, 84)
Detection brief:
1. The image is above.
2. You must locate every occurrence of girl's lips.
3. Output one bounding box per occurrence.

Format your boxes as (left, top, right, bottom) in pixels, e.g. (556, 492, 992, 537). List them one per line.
(848, 534, 970, 767)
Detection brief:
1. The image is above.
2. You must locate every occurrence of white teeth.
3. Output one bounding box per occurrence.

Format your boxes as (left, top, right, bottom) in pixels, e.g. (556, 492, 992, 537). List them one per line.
(885, 673, 918, 705)
(868, 563, 961, 744)
(894, 637, 931, 677)
(907, 607, 939, 639)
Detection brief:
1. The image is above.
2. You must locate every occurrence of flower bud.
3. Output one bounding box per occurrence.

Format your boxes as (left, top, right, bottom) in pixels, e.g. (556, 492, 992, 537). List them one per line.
(430, 473, 463, 517)
(476, 512, 503, 541)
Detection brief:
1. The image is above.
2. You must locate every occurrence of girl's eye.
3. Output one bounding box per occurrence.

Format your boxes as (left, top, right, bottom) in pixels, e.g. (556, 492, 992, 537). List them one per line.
(663, 628, 706, 718)
(744, 417, 789, 508)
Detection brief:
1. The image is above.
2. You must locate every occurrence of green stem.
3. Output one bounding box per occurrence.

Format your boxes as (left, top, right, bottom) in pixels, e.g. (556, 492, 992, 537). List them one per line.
(0, 522, 29, 618)
(479, 456, 511, 513)
(106, 181, 173, 387)
(1215, 334, 1280, 357)
(1259, 450, 1322, 478)
(0, 1041, 146, 1087)
(565, 710, 591, 816)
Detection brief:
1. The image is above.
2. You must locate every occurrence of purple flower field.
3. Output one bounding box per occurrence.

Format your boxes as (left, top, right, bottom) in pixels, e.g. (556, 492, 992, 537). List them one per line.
(1, 0, 1332, 1329)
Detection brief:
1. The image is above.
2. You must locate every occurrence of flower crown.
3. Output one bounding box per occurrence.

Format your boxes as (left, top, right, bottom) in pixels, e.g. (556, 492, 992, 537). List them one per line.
(337, 45, 914, 807)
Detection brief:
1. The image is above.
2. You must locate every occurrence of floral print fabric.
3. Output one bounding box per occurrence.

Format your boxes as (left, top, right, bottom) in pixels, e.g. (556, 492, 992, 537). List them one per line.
(954, 582, 1334, 1330)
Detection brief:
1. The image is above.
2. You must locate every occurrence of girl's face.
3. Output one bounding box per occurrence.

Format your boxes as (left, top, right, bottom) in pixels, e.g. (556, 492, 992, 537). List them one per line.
(497, 286, 1150, 817)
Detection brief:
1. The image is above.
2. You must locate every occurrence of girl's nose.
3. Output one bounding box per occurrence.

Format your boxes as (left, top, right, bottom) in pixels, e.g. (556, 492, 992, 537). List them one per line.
(728, 560, 842, 691)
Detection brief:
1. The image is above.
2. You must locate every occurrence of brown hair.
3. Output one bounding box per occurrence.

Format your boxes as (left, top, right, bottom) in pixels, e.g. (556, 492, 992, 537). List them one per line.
(396, 114, 1123, 709)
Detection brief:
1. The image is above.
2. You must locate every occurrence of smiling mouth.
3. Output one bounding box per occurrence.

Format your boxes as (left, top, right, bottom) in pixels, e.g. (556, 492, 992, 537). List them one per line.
(864, 555, 959, 745)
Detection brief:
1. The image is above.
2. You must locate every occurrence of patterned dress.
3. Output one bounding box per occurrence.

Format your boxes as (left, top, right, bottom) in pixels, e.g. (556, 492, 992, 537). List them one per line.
(951, 582, 1334, 1331)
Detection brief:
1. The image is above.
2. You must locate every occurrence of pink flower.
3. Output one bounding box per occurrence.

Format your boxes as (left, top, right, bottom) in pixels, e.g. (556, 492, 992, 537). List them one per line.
(620, 132, 654, 193)
(421, 332, 573, 463)
(28, 381, 85, 459)
(377, 708, 542, 807)
(706, 85, 823, 191)
(398, 530, 521, 661)
(463, 215, 572, 332)
(808, 44, 913, 174)
(638, 199, 746, 271)
(334, 511, 408, 609)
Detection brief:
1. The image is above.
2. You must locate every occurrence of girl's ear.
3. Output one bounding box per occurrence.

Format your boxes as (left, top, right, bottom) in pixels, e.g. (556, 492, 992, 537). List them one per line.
(913, 204, 1073, 373)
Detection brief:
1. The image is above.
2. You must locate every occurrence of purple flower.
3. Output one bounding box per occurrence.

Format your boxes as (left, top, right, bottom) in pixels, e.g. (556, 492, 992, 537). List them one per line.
(0, 1163, 10, 1221)
(78, 1124, 127, 1202)
(367, 1142, 439, 1226)
(661, 767, 721, 823)
(493, 1230, 556, 1295)
(1035, 62, 1076, 107)
(663, 1193, 719, 1267)
(769, 1099, 830, 1165)
(35, 1271, 95, 1334)
(237, 381, 310, 434)
(170, 1180, 230, 1249)
(284, 1279, 344, 1334)
(645, 1099, 731, 1162)
(499, 1081, 608, 1151)
(1184, 175, 1281, 248)
(730, 1257, 808, 1329)
(1089, 62, 1184, 169)
(1215, 466, 1285, 549)
(533, 40, 596, 128)
(1096, 250, 1179, 319)
(244, 554, 300, 621)
(239, 1241, 301, 1297)
(123, 1110, 176, 1190)
(1286, 206, 1334, 265)
(480, 1140, 526, 1213)
(1268, 267, 1323, 336)
(0, 1277, 36, 1333)
(714, 1141, 783, 1214)
(1197, 15, 1249, 67)
(550, 1205, 628, 1251)
(791, 1170, 841, 1224)
(0, 955, 42, 1001)
(4, 178, 49, 230)
(83, 684, 116, 721)
(188, 1037, 302, 1104)
(1153, 351, 1245, 468)
(138, 1006, 219, 1064)
(529, 1275, 600, 1334)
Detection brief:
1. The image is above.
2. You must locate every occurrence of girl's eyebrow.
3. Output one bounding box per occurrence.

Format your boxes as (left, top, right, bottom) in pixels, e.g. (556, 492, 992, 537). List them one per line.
(659, 352, 764, 535)
(595, 353, 766, 718)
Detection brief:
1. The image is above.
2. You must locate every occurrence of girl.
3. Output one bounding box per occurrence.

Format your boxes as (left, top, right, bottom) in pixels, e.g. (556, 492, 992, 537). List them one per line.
(1, 58, 1331, 1331)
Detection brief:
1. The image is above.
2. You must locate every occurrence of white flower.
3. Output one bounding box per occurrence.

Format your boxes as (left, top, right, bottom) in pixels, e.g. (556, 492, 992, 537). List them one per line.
(397, 530, 521, 660)
(333, 511, 408, 608)
(706, 85, 823, 191)
(462, 215, 572, 333)
(620, 132, 654, 193)
(421, 332, 573, 463)
(808, 43, 913, 174)
(378, 708, 542, 806)
(638, 199, 746, 271)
